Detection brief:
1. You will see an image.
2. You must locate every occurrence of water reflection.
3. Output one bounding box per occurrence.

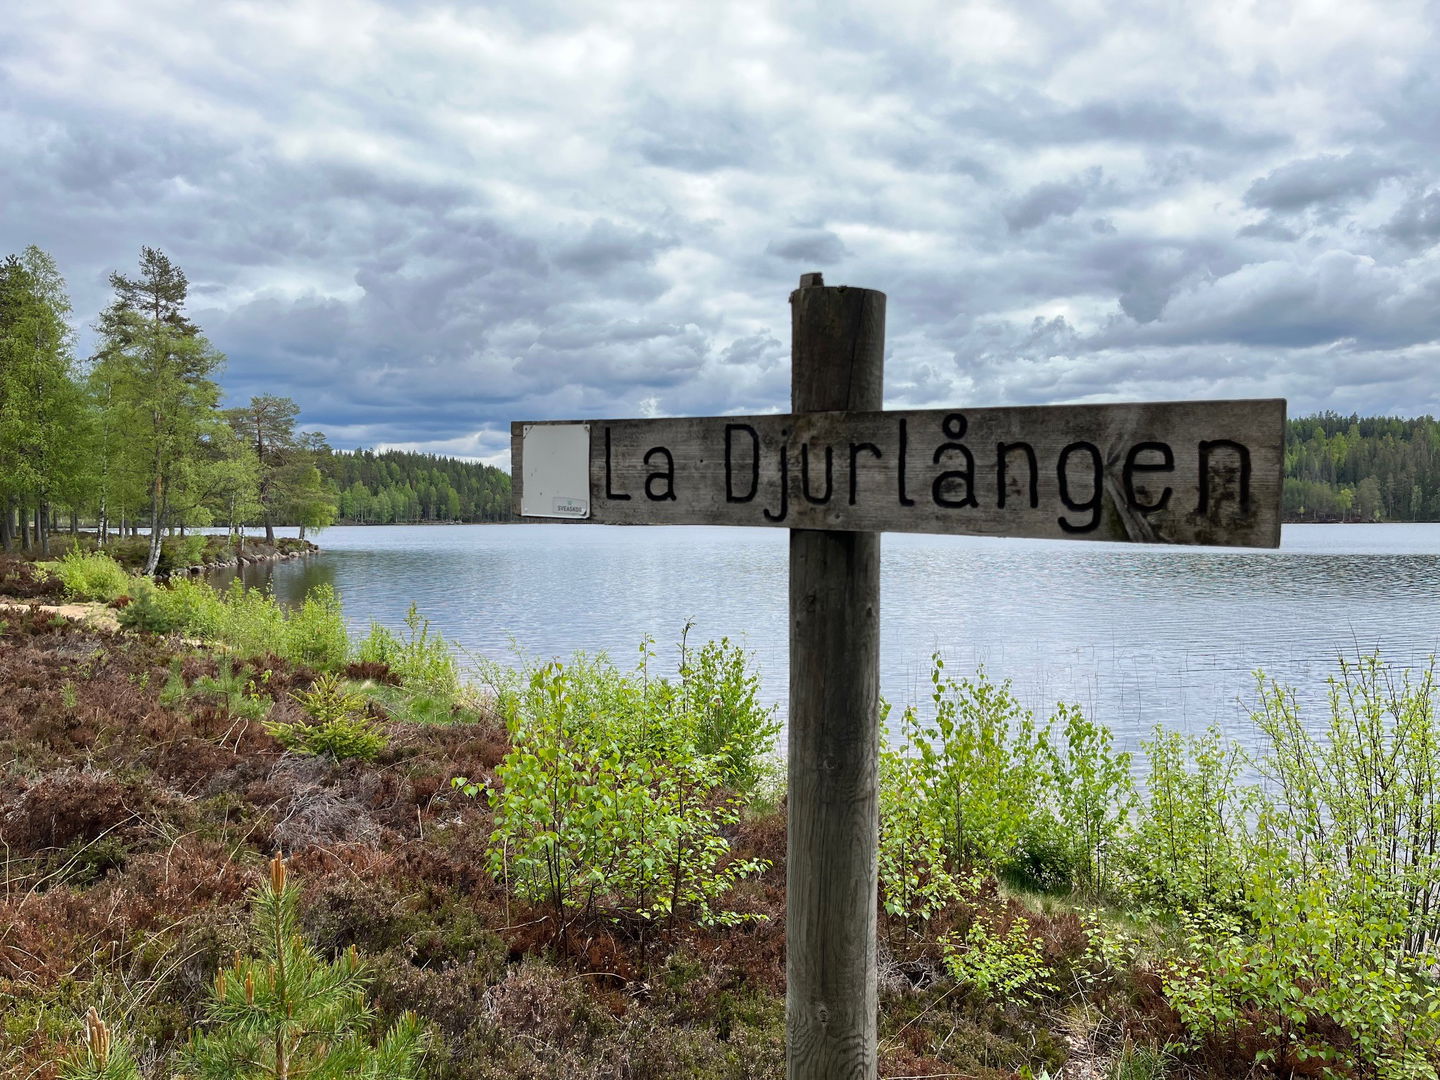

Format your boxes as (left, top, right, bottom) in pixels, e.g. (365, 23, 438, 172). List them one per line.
(206, 557, 338, 607)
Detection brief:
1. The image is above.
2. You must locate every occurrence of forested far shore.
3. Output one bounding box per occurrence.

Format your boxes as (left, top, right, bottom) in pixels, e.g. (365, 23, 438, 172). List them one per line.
(1285, 412, 1440, 522)
(322, 448, 511, 524)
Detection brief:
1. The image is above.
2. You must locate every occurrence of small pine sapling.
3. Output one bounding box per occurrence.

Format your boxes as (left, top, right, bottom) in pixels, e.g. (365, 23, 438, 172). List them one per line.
(59, 1007, 141, 1080)
(184, 853, 428, 1079)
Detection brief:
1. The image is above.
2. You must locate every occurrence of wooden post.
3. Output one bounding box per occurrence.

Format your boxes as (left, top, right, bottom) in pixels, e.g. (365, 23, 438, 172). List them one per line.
(787, 272, 885, 1080)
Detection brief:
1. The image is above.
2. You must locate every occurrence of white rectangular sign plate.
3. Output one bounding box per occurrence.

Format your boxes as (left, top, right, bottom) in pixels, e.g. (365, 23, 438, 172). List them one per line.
(519, 422, 590, 519)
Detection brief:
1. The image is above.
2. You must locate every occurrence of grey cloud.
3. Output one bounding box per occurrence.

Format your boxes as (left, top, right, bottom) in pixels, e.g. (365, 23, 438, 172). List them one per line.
(1116, 251, 1192, 324)
(718, 331, 784, 371)
(1065, 99, 1273, 150)
(623, 98, 762, 173)
(1243, 152, 1405, 214)
(1100, 251, 1440, 351)
(1237, 220, 1301, 242)
(943, 90, 1281, 155)
(889, 362, 956, 407)
(1385, 190, 1440, 248)
(6, 0, 1440, 460)
(1005, 179, 1090, 232)
(551, 219, 676, 275)
(764, 228, 849, 264)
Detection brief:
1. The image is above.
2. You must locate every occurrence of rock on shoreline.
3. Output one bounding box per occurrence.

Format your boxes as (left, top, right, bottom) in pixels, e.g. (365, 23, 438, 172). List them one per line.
(162, 538, 320, 578)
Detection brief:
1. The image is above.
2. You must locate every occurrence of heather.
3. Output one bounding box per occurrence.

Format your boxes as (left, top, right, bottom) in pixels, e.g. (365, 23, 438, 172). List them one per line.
(2, 577, 1438, 1079)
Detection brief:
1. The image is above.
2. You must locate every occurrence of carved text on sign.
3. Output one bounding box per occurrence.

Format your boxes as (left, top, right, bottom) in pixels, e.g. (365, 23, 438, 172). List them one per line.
(513, 398, 1284, 547)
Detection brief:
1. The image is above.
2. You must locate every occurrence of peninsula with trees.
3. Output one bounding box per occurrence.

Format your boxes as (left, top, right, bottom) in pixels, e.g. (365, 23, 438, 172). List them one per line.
(0, 245, 511, 573)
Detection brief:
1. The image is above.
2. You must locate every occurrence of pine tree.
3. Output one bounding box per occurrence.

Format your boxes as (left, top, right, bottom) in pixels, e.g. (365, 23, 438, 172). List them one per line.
(185, 854, 429, 1080)
(92, 248, 224, 574)
(58, 1007, 143, 1080)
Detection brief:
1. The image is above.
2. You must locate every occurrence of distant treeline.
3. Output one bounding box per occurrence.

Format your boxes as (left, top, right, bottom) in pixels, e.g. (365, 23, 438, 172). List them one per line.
(1286, 413, 1440, 522)
(323, 448, 511, 524)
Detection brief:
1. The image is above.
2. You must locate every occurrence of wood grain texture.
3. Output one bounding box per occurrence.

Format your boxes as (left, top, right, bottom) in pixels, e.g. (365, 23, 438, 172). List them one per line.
(786, 280, 884, 1080)
(511, 397, 1286, 547)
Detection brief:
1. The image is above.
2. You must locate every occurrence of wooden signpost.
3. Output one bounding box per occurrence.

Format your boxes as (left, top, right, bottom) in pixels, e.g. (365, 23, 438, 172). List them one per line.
(512, 275, 1285, 1080)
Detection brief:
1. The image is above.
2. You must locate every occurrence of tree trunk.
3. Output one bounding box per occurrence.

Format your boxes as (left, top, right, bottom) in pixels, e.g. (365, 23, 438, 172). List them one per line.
(144, 484, 165, 577)
(264, 518, 276, 544)
(36, 503, 48, 557)
(1, 496, 13, 552)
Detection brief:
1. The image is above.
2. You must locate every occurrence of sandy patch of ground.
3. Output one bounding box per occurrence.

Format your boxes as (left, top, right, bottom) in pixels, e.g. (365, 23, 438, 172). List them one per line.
(0, 597, 122, 632)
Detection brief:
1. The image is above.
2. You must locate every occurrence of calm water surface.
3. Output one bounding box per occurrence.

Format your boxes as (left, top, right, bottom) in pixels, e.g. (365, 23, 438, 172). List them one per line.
(215, 523, 1440, 753)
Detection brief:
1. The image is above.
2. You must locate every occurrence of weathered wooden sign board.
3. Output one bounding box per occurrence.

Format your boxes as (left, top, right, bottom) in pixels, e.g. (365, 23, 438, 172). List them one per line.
(512, 276, 1285, 1080)
(513, 399, 1284, 547)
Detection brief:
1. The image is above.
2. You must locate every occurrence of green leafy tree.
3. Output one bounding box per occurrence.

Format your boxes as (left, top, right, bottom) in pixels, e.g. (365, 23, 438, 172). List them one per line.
(0, 246, 86, 554)
(323, 447, 512, 523)
(225, 399, 338, 538)
(167, 410, 260, 535)
(226, 395, 301, 541)
(1284, 413, 1440, 521)
(283, 461, 339, 539)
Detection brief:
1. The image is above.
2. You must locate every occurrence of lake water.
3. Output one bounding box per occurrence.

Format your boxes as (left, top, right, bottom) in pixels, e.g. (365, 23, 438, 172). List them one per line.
(214, 523, 1440, 754)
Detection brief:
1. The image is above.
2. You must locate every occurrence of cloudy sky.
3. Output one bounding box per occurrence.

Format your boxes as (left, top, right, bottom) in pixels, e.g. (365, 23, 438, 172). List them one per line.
(3, 0, 1438, 465)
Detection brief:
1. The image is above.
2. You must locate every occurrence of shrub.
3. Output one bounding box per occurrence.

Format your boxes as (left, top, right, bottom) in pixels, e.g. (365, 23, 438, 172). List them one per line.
(1252, 655, 1440, 951)
(1142, 656, 1440, 1077)
(940, 914, 1055, 1005)
(886, 657, 1052, 875)
(212, 583, 289, 659)
(50, 549, 133, 603)
(139, 580, 349, 671)
(356, 604, 458, 697)
(877, 658, 1139, 921)
(268, 674, 386, 761)
(1043, 702, 1136, 895)
(484, 631, 779, 797)
(117, 579, 181, 634)
(160, 657, 271, 722)
(158, 533, 207, 573)
(1161, 841, 1440, 1077)
(879, 705, 960, 925)
(472, 660, 768, 931)
(283, 584, 350, 670)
